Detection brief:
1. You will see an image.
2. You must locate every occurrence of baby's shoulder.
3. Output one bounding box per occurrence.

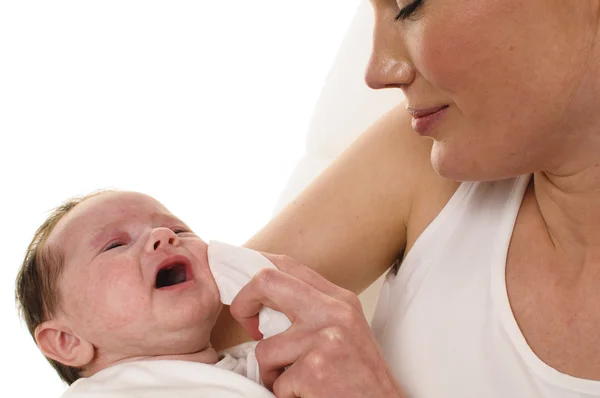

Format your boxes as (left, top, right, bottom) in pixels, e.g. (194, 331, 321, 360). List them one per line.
(61, 359, 273, 398)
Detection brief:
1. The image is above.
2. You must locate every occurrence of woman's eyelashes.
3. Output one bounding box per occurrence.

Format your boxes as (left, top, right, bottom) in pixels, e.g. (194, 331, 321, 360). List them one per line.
(395, 0, 424, 21)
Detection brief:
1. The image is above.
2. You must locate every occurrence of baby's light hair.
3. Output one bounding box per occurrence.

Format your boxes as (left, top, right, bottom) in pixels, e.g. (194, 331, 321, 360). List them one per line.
(15, 190, 110, 384)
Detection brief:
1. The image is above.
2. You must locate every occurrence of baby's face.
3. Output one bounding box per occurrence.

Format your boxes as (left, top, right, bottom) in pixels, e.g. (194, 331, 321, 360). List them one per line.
(47, 191, 222, 359)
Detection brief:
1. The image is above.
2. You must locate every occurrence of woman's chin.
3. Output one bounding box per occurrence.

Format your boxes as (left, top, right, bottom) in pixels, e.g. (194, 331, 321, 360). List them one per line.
(430, 142, 471, 181)
(430, 142, 524, 182)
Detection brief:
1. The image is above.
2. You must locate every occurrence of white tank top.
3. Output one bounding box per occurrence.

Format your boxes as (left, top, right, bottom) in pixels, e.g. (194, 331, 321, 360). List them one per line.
(371, 175, 600, 398)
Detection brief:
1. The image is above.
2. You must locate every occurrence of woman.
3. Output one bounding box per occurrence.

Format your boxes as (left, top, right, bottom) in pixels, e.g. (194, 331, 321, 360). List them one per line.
(213, 1, 600, 397)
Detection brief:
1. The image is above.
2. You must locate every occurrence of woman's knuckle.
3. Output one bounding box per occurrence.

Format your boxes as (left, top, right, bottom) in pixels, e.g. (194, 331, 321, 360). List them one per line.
(337, 302, 360, 325)
(272, 253, 291, 263)
(280, 253, 303, 269)
(305, 351, 328, 380)
(272, 374, 288, 397)
(254, 340, 270, 363)
(343, 290, 362, 308)
(319, 326, 346, 347)
(255, 267, 278, 286)
(280, 254, 293, 261)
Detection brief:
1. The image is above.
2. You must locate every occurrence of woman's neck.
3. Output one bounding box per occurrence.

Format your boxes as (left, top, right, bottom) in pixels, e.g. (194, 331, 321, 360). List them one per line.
(534, 163, 600, 276)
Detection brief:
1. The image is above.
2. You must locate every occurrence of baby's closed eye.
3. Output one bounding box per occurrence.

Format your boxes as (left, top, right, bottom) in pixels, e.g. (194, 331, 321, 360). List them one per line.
(103, 241, 125, 252)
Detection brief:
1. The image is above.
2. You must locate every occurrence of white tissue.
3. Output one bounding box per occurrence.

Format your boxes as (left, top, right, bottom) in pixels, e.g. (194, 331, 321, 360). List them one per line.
(207, 241, 292, 339)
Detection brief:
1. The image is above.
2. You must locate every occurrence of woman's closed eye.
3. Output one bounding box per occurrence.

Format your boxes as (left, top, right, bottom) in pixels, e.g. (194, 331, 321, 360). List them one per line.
(395, 0, 424, 21)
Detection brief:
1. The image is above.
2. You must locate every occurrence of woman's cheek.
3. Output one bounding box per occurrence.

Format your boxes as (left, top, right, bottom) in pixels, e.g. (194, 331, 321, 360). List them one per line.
(414, 19, 478, 95)
(412, 0, 512, 95)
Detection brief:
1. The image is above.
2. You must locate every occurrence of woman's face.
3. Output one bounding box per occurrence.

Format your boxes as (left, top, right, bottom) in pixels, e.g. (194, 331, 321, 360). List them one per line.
(367, 0, 600, 181)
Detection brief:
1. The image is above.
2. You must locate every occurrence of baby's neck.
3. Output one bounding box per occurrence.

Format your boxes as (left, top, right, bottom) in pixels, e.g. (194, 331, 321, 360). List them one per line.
(131, 347, 220, 364)
(84, 345, 220, 378)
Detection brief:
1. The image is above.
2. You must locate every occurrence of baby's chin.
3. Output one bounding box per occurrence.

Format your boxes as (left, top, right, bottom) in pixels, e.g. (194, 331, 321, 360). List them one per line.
(152, 294, 222, 336)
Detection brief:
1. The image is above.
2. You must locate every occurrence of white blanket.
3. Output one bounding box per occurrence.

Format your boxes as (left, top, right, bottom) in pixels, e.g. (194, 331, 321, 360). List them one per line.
(61, 343, 274, 397)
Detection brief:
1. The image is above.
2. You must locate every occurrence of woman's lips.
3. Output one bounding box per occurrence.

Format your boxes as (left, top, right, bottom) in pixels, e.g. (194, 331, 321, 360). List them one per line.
(407, 105, 449, 136)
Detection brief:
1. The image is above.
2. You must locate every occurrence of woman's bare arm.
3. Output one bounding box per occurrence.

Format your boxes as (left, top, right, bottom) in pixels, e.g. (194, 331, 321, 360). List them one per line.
(211, 104, 438, 350)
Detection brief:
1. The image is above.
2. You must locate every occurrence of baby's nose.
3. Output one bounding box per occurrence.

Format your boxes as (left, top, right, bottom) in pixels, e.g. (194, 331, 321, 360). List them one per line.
(146, 228, 180, 252)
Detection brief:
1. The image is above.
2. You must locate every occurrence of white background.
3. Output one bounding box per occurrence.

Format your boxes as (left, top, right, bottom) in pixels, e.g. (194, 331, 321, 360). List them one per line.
(0, 1, 360, 395)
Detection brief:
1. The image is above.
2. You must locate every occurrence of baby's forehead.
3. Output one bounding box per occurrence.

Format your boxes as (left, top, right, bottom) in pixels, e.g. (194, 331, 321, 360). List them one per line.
(48, 191, 171, 252)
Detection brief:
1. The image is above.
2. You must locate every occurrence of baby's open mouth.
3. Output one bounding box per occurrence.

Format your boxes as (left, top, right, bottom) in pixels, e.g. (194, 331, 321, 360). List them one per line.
(155, 263, 191, 289)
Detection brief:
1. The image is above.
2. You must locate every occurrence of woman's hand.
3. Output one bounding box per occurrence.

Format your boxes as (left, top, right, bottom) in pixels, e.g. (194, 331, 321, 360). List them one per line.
(230, 254, 405, 398)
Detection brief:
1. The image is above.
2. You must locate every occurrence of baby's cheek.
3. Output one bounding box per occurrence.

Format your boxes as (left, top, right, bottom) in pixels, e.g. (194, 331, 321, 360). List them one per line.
(102, 269, 148, 326)
(73, 267, 146, 332)
(187, 239, 208, 261)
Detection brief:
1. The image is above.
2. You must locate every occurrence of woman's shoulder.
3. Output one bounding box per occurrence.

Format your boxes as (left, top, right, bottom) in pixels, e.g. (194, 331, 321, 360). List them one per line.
(245, 103, 451, 290)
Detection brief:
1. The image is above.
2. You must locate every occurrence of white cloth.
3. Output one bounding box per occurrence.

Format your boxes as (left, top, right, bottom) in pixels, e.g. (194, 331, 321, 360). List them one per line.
(207, 241, 292, 338)
(218, 341, 261, 385)
(61, 343, 274, 398)
(371, 175, 600, 398)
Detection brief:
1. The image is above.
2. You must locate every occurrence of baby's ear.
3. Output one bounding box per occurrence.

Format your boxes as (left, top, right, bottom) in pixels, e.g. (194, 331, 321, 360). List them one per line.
(35, 320, 94, 368)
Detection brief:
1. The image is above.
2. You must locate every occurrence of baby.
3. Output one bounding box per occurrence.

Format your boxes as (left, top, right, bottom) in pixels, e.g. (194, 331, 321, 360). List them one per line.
(15, 190, 275, 397)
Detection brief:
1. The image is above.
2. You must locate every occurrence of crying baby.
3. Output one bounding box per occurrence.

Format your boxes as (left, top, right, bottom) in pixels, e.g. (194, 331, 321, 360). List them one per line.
(15, 190, 276, 397)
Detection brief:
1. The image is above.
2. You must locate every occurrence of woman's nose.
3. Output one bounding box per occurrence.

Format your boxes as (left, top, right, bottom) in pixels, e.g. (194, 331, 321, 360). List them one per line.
(146, 228, 180, 252)
(365, 53, 415, 89)
(365, 22, 415, 89)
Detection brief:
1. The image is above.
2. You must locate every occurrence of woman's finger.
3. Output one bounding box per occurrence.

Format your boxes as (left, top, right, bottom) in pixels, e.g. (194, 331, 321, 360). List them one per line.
(255, 324, 314, 390)
(262, 253, 364, 313)
(230, 267, 328, 336)
(261, 253, 345, 298)
(271, 361, 302, 398)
